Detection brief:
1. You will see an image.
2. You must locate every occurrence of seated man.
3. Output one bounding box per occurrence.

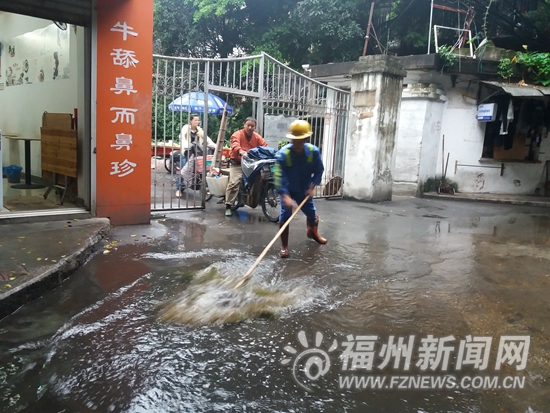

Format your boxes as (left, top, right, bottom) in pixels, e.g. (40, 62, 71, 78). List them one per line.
(223, 117, 268, 216)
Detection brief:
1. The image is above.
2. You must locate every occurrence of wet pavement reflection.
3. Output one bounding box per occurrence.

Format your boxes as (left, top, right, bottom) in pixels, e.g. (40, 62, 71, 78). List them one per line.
(0, 197, 549, 412)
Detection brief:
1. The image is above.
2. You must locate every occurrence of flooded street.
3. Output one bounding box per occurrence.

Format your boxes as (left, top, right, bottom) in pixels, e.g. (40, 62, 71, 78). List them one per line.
(0, 197, 549, 412)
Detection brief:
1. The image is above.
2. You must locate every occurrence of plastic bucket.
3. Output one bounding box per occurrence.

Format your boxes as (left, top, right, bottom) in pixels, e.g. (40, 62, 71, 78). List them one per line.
(4, 165, 23, 183)
(206, 175, 228, 196)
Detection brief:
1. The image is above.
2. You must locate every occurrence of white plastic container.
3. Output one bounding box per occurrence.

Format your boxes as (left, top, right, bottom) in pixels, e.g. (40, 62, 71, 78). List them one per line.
(206, 175, 229, 196)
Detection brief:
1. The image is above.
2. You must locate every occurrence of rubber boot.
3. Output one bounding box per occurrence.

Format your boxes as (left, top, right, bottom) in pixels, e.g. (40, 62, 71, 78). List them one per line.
(279, 222, 290, 258)
(306, 215, 327, 244)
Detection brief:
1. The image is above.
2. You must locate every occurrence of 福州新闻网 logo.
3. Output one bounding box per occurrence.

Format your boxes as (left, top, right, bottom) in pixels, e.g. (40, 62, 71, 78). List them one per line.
(281, 332, 530, 391)
(280, 330, 338, 391)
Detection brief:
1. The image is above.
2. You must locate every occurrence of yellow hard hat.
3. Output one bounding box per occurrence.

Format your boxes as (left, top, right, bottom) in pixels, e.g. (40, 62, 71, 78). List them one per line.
(286, 120, 312, 140)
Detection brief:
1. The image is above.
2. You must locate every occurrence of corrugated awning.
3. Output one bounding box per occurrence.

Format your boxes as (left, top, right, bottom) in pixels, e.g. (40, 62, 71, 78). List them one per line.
(482, 80, 550, 97)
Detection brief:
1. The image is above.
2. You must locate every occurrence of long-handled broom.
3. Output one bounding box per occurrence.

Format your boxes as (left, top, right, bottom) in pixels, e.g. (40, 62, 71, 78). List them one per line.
(234, 196, 310, 289)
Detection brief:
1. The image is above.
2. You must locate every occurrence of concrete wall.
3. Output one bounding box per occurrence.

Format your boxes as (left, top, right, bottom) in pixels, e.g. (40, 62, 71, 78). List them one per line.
(393, 83, 446, 195)
(329, 67, 550, 196)
(418, 98, 445, 190)
(438, 86, 550, 195)
(344, 55, 406, 202)
(0, 13, 80, 177)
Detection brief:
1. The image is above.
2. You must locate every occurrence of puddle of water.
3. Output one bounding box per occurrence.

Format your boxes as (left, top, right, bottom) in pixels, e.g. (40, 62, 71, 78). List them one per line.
(1, 204, 550, 412)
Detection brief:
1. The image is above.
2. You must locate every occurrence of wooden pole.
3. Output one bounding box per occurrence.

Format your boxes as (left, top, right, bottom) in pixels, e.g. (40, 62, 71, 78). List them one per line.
(234, 196, 310, 289)
(362, 2, 375, 56)
(210, 103, 228, 174)
(441, 135, 445, 178)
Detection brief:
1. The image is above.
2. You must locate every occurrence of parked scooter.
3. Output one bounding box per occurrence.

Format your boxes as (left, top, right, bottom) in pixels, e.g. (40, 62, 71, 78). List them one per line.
(165, 148, 186, 174)
(231, 150, 280, 223)
(169, 143, 215, 200)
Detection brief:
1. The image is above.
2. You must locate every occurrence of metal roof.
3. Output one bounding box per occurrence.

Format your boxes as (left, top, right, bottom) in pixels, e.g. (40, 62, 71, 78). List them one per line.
(482, 80, 550, 97)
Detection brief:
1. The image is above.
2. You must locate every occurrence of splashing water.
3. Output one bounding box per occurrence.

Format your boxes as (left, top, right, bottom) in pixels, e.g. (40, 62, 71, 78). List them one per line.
(157, 266, 312, 326)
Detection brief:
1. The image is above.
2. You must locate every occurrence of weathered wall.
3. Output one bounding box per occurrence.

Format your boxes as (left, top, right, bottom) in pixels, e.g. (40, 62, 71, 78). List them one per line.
(439, 87, 550, 195)
(393, 83, 446, 195)
(327, 64, 550, 196)
(343, 55, 406, 202)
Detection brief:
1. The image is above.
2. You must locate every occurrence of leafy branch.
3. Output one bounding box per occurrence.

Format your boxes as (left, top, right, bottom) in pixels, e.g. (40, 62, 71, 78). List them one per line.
(498, 58, 514, 82)
(512, 52, 550, 86)
(438, 45, 458, 69)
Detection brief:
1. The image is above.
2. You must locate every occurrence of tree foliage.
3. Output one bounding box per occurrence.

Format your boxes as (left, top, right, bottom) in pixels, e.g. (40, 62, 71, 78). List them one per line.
(154, 0, 368, 67)
(384, 0, 550, 54)
(153, 0, 550, 67)
(514, 52, 550, 86)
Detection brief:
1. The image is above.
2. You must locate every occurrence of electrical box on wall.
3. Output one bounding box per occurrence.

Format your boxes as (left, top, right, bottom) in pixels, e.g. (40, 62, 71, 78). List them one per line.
(477, 103, 497, 122)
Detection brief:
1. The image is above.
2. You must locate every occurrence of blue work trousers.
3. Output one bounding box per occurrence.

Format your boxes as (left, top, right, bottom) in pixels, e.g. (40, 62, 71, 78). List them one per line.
(280, 191, 317, 222)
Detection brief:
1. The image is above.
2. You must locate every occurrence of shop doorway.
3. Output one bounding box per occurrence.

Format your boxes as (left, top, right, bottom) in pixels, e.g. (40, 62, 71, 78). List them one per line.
(0, 11, 91, 223)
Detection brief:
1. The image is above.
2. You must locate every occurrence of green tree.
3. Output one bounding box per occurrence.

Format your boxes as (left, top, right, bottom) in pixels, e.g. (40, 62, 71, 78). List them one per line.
(153, 0, 369, 67)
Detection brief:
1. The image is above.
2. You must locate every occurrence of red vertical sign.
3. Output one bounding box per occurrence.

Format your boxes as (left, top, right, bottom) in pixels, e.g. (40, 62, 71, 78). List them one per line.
(96, 0, 153, 225)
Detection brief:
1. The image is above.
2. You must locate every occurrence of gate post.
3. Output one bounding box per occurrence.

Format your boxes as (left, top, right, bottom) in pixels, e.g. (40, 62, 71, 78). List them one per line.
(343, 55, 406, 202)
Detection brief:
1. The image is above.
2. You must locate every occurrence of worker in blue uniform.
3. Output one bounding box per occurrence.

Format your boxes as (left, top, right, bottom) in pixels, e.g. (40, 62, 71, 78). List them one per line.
(274, 119, 327, 258)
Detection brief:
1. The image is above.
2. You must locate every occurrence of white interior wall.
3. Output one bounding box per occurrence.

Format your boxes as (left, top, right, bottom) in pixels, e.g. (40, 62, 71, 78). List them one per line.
(0, 13, 79, 178)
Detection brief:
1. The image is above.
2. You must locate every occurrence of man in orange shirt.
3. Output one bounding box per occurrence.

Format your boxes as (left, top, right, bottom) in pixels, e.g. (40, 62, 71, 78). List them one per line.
(224, 117, 268, 216)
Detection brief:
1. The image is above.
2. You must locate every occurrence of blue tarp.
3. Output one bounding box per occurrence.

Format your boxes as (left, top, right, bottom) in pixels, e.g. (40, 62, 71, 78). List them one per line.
(241, 147, 277, 187)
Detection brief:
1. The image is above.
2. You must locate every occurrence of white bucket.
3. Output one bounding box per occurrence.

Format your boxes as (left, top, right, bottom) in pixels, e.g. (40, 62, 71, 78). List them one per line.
(206, 175, 228, 196)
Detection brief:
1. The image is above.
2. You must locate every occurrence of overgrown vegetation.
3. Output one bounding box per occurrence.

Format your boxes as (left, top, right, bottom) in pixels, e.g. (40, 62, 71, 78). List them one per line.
(497, 58, 514, 82)
(154, 0, 550, 67)
(438, 45, 458, 68)
(423, 177, 459, 193)
(513, 52, 550, 86)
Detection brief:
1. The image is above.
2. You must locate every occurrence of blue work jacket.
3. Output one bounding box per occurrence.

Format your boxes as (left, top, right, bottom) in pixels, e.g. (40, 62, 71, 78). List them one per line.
(274, 143, 324, 195)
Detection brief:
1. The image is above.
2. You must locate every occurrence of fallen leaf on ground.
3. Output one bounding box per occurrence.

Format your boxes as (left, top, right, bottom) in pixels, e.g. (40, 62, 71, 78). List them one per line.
(9, 277, 15, 281)
(5, 284, 11, 288)
(18, 236, 25, 239)
(51, 260, 57, 263)
(130, 235, 137, 237)
(103, 250, 110, 254)
(61, 255, 66, 258)
(37, 258, 42, 261)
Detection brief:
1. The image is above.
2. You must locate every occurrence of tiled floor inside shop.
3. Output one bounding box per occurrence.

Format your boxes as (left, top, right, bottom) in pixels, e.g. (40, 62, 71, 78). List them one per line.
(1, 177, 77, 215)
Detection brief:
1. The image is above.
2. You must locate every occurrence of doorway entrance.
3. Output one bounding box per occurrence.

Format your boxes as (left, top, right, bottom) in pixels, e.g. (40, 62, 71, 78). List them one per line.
(0, 11, 91, 223)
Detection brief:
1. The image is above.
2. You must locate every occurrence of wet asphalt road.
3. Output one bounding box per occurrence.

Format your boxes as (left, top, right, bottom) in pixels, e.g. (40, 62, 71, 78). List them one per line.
(0, 196, 549, 412)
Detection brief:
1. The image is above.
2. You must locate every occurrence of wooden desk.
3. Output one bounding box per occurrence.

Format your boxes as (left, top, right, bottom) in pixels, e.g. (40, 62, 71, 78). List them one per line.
(4, 136, 46, 189)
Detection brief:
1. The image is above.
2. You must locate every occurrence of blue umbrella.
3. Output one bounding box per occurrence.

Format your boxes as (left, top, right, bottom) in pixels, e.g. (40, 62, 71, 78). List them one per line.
(168, 91, 233, 115)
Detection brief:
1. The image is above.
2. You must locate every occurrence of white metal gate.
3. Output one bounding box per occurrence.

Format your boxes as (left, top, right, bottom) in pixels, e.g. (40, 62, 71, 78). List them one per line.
(151, 53, 349, 211)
